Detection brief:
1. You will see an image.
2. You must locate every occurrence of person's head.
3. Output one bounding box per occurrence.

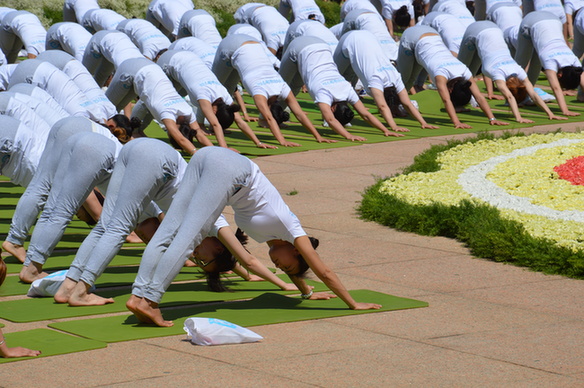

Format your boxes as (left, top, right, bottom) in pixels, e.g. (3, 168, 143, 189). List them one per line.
(394, 6, 411, 28)
(213, 98, 241, 130)
(383, 86, 406, 117)
(557, 66, 583, 90)
(332, 101, 355, 125)
(412, 0, 425, 22)
(268, 237, 318, 277)
(193, 229, 249, 292)
(106, 114, 140, 143)
(168, 120, 196, 149)
(447, 77, 472, 107)
(506, 75, 528, 104)
(269, 101, 290, 125)
(466, 1, 475, 15)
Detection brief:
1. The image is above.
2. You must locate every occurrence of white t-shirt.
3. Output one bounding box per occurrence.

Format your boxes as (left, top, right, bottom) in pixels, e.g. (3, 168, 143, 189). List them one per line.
(179, 10, 222, 48)
(230, 162, 306, 244)
(415, 35, 472, 82)
(169, 37, 216, 69)
(117, 19, 171, 60)
(9, 83, 70, 119)
(232, 43, 291, 100)
(249, 6, 289, 51)
(82, 8, 126, 32)
(4, 11, 46, 56)
(339, 30, 405, 94)
(565, 0, 584, 15)
(1, 118, 38, 187)
(46, 22, 92, 61)
(531, 18, 581, 71)
(340, 0, 379, 20)
(533, 0, 566, 23)
(148, 0, 195, 36)
(0, 64, 17, 90)
(343, 11, 399, 61)
(87, 31, 144, 69)
(433, 0, 475, 27)
(376, 0, 414, 20)
(422, 12, 466, 53)
(475, 27, 527, 82)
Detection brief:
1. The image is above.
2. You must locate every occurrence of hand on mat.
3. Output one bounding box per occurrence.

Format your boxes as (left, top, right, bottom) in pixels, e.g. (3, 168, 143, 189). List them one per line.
(307, 291, 337, 300)
(486, 94, 505, 101)
(257, 143, 278, 149)
(246, 274, 264, 281)
(390, 126, 409, 133)
(383, 131, 405, 137)
(421, 124, 439, 129)
(280, 140, 302, 147)
(563, 90, 577, 96)
(562, 110, 581, 117)
(549, 115, 568, 120)
(352, 302, 382, 310)
(1, 346, 41, 358)
(517, 118, 534, 124)
(489, 119, 509, 126)
(454, 122, 472, 129)
(347, 135, 367, 141)
(316, 138, 338, 144)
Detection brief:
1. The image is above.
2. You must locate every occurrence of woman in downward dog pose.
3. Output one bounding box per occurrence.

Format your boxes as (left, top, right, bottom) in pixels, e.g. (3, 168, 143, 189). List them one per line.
(458, 21, 567, 122)
(55, 143, 296, 306)
(397, 25, 509, 129)
(212, 34, 336, 146)
(279, 35, 406, 140)
(127, 146, 381, 327)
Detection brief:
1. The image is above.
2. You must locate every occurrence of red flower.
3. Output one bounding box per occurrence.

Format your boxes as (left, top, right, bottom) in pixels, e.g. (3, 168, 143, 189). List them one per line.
(554, 156, 584, 185)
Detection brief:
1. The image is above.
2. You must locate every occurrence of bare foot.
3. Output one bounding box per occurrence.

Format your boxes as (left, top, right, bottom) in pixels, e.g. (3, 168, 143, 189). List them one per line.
(125, 231, 144, 244)
(2, 241, 26, 263)
(54, 277, 78, 303)
(19, 262, 48, 283)
(135, 298, 173, 327)
(126, 295, 153, 324)
(68, 282, 114, 306)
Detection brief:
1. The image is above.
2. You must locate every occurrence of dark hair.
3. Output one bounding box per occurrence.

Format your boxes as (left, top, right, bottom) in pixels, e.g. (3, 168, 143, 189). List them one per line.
(448, 78, 472, 107)
(506, 75, 528, 104)
(108, 114, 140, 143)
(206, 229, 249, 292)
(558, 66, 583, 90)
(466, 1, 475, 15)
(394, 6, 411, 27)
(412, 0, 425, 21)
(214, 99, 241, 130)
(270, 102, 290, 125)
(275, 46, 284, 60)
(169, 121, 196, 149)
(0, 256, 6, 286)
(383, 86, 406, 117)
(292, 236, 319, 277)
(333, 101, 354, 125)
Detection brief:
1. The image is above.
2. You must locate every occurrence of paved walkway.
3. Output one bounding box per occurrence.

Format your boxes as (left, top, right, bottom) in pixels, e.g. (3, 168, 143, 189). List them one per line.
(2, 124, 584, 387)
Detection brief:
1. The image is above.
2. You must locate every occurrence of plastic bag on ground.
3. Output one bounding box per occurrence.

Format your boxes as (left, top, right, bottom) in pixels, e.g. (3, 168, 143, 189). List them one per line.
(183, 317, 263, 346)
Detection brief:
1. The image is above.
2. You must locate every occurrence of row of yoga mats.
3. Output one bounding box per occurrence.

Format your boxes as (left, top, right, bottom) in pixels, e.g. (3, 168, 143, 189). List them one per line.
(3, 86, 576, 361)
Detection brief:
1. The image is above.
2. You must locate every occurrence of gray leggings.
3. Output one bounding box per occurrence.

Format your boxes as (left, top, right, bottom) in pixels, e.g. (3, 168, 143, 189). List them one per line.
(24, 131, 117, 266)
(67, 138, 182, 286)
(133, 146, 253, 303)
(105, 57, 152, 111)
(514, 11, 558, 84)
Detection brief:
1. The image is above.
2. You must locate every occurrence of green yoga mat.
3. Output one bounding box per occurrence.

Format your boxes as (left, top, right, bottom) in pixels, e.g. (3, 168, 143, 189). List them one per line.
(0, 275, 326, 322)
(0, 329, 107, 364)
(49, 290, 427, 343)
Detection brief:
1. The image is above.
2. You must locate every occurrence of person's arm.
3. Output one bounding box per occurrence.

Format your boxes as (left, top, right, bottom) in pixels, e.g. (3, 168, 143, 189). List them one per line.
(352, 100, 407, 136)
(253, 95, 301, 147)
(317, 102, 367, 141)
(567, 13, 575, 40)
(162, 118, 199, 155)
(217, 227, 298, 290)
(285, 92, 337, 143)
(385, 17, 394, 38)
(0, 329, 41, 358)
(292, 236, 382, 310)
(494, 79, 534, 123)
(435, 75, 470, 128)
(545, 69, 580, 116)
(484, 77, 505, 100)
(233, 114, 278, 149)
(369, 87, 410, 132)
(396, 88, 439, 129)
(198, 99, 229, 148)
(234, 90, 257, 122)
(468, 79, 509, 125)
(522, 78, 567, 120)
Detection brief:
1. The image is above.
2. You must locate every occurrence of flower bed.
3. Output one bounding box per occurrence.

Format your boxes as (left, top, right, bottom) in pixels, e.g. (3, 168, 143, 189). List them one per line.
(360, 131, 584, 278)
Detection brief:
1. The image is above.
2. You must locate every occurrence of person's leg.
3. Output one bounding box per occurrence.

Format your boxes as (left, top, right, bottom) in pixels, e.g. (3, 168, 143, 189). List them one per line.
(131, 147, 252, 325)
(105, 63, 136, 111)
(4, 118, 84, 259)
(20, 134, 116, 283)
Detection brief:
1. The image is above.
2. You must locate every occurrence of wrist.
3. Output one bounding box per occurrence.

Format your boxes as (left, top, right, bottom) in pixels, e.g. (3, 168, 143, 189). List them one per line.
(489, 117, 496, 122)
(301, 290, 313, 299)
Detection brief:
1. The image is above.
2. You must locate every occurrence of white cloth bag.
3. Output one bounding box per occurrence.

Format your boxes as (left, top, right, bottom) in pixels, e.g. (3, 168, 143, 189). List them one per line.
(183, 317, 263, 346)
